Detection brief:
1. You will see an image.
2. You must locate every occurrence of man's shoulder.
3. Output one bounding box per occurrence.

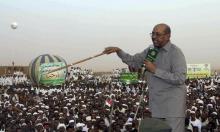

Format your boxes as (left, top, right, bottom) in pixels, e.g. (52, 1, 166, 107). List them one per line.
(170, 42, 178, 49)
(170, 43, 183, 52)
(169, 43, 186, 62)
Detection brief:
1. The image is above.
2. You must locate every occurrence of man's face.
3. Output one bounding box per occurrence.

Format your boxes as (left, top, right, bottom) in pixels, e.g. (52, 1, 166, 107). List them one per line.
(151, 25, 170, 48)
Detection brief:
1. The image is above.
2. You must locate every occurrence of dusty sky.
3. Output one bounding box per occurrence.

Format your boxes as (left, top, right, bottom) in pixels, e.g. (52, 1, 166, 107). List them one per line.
(1, 0, 220, 71)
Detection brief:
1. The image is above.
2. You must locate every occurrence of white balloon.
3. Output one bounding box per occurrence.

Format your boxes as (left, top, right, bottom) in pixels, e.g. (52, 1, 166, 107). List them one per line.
(11, 22, 18, 29)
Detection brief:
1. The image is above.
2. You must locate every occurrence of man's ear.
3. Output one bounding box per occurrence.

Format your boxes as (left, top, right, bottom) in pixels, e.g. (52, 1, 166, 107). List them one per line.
(166, 34, 171, 40)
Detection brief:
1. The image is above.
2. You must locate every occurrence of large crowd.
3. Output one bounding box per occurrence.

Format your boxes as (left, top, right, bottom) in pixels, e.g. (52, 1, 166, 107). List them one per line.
(0, 67, 219, 132)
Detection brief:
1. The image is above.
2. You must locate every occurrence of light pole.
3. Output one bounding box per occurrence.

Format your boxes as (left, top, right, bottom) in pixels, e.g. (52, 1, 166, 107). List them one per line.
(10, 22, 18, 75)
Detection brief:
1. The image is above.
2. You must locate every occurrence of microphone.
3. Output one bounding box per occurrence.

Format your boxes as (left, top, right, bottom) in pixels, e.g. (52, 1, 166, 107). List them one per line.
(145, 47, 159, 62)
(139, 47, 159, 80)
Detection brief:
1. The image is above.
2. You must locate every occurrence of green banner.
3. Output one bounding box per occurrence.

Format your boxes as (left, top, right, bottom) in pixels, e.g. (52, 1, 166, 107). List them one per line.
(119, 72, 138, 84)
(39, 62, 66, 85)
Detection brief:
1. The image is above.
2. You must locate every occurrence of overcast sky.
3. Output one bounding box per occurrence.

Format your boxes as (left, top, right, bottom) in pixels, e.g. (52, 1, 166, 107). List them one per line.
(0, 0, 220, 71)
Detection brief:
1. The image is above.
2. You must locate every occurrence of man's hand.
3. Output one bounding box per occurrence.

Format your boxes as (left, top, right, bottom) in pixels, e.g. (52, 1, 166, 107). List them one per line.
(103, 47, 121, 54)
(143, 60, 156, 73)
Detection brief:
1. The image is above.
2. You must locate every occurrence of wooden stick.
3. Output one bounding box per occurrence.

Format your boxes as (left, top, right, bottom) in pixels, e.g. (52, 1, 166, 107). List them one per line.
(46, 52, 105, 74)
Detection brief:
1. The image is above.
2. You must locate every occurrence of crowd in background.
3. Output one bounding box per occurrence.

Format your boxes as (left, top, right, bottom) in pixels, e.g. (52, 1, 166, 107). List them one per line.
(0, 67, 219, 132)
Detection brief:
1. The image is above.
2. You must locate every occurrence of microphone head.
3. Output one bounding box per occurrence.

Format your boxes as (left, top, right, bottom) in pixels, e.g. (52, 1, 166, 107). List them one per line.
(145, 48, 159, 62)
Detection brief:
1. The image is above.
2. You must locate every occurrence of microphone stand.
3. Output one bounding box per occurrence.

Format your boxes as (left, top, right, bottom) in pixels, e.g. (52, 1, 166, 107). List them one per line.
(134, 81, 147, 120)
(134, 65, 148, 130)
(134, 65, 147, 120)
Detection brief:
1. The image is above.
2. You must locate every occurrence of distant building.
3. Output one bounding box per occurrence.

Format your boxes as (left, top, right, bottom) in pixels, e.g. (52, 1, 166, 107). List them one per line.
(0, 66, 29, 76)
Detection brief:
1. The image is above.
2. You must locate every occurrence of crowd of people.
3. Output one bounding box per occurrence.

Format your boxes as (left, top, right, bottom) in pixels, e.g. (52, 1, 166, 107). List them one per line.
(185, 75, 220, 132)
(0, 67, 219, 132)
(0, 73, 28, 86)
